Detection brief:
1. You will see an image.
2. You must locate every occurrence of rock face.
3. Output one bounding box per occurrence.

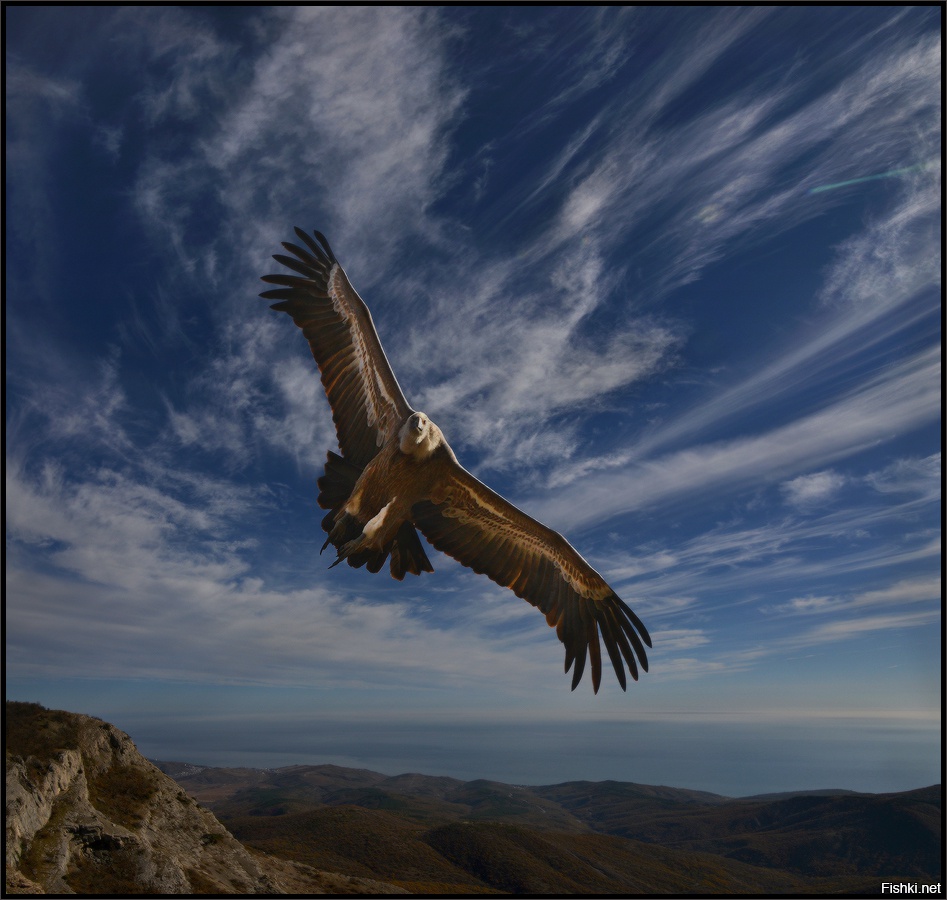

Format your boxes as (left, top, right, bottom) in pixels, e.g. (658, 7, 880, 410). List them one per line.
(4, 702, 405, 895)
(5, 702, 281, 894)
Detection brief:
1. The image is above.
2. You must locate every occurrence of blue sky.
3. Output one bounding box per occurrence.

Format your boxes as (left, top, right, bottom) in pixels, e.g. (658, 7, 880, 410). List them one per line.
(5, 6, 941, 796)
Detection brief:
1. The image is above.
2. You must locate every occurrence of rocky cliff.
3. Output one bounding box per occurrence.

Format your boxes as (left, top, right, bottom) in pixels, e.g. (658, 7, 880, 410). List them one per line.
(4, 702, 403, 894)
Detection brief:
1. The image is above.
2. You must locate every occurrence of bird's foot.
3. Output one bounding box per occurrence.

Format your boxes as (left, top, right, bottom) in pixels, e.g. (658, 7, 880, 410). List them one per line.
(328, 536, 365, 569)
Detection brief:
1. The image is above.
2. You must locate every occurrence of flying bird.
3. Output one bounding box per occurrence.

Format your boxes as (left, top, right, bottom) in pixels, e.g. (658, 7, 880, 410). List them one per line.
(261, 229, 651, 692)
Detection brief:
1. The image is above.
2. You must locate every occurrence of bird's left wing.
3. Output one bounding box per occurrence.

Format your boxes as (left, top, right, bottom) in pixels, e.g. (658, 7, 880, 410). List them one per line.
(261, 229, 413, 467)
(412, 462, 651, 693)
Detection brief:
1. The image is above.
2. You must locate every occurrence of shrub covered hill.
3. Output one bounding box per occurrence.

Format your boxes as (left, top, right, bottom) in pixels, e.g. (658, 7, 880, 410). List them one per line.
(5, 701, 940, 894)
(159, 759, 942, 894)
(4, 702, 402, 894)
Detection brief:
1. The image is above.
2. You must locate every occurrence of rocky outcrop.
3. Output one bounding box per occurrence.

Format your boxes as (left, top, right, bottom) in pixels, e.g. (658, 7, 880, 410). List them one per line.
(4, 702, 405, 894)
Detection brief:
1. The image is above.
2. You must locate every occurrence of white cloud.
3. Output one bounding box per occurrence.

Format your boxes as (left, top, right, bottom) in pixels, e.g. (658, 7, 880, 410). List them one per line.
(121, 7, 234, 126)
(640, 8, 774, 120)
(395, 237, 682, 471)
(652, 656, 750, 680)
(7, 348, 133, 461)
(93, 124, 124, 159)
(781, 471, 847, 509)
(19, 6, 935, 490)
(4, 453, 546, 691)
(770, 596, 835, 615)
(530, 344, 939, 532)
(4, 62, 83, 108)
(5, 455, 257, 592)
(652, 628, 710, 652)
(201, 6, 465, 264)
(357, 13, 935, 479)
(851, 576, 942, 609)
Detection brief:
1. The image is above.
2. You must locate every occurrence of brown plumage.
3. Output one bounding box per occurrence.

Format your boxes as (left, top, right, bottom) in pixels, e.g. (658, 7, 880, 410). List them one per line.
(262, 229, 651, 692)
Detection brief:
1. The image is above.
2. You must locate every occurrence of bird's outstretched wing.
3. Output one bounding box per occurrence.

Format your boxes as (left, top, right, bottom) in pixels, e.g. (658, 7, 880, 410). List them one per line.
(261, 229, 413, 467)
(412, 461, 651, 693)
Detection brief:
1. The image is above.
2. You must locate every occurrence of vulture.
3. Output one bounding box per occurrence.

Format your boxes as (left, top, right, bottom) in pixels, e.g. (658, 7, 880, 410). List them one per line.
(261, 229, 651, 692)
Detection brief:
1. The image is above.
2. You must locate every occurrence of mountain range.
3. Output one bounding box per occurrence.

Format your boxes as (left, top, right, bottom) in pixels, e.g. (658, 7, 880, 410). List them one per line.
(154, 758, 942, 894)
(5, 701, 941, 894)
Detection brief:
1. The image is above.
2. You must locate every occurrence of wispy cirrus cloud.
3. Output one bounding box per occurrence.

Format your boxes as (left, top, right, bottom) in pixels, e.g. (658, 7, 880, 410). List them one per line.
(528, 14, 939, 286)
(531, 344, 939, 531)
(18, 6, 934, 488)
(650, 573, 939, 683)
(207, 7, 465, 261)
(5, 62, 88, 303)
(762, 576, 941, 618)
(405, 247, 683, 470)
(624, 182, 940, 468)
(4, 7, 940, 729)
(296, 10, 940, 479)
(5, 562, 543, 691)
(866, 454, 941, 498)
(850, 576, 942, 609)
(124, 7, 468, 471)
(8, 425, 936, 693)
(430, 11, 941, 482)
(602, 453, 940, 620)
(5, 452, 557, 692)
(652, 628, 710, 652)
(795, 610, 938, 646)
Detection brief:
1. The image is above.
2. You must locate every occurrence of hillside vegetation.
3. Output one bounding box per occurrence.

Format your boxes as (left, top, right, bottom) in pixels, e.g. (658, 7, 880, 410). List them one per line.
(158, 760, 942, 893)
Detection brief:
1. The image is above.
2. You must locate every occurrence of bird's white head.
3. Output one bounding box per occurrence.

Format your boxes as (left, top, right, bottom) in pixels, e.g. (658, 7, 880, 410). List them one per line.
(399, 411, 443, 459)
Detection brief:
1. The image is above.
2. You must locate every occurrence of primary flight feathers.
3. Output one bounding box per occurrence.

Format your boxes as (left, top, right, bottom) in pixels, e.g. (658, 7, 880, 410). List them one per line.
(261, 228, 651, 693)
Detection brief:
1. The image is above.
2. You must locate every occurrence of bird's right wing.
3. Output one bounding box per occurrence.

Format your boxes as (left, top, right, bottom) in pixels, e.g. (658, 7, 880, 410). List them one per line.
(261, 229, 413, 467)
